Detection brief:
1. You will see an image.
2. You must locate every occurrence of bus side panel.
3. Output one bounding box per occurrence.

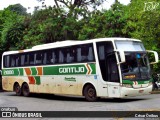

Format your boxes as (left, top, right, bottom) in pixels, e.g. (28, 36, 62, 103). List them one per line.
(37, 76, 62, 94)
(2, 76, 25, 91)
(97, 80, 108, 97)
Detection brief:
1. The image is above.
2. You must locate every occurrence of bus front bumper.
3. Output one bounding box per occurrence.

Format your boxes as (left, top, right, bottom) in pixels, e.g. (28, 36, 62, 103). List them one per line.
(120, 85, 152, 97)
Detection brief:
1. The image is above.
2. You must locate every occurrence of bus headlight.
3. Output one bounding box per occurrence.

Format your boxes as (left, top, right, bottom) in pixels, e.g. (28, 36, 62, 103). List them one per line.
(122, 84, 133, 88)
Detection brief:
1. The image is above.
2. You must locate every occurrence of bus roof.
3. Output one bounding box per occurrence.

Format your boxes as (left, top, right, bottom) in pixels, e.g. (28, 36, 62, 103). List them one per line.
(3, 37, 141, 55)
(32, 38, 141, 49)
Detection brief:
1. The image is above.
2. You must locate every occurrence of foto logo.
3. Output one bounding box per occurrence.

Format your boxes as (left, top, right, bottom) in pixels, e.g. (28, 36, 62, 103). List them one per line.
(144, 2, 159, 11)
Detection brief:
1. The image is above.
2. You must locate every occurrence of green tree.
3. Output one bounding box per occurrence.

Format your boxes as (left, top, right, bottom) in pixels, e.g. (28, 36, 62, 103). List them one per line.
(78, 1, 128, 40)
(0, 5, 27, 51)
(6, 4, 27, 15)
(23, 7, 66, 47)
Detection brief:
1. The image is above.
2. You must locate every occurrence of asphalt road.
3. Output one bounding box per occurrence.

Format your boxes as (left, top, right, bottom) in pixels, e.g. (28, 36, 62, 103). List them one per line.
(0, 91, 160, 120)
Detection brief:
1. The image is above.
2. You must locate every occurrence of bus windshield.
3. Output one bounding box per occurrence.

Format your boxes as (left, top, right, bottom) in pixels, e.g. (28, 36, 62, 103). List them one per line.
(115, 40, 145, 51)
(120, 52, 151, 80)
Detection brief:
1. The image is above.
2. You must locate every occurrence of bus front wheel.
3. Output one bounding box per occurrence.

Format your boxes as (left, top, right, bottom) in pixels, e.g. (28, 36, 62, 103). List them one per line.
(84, 84, 97, 102)
(14, 83, 22, 96)
(22, 83, 30, 97)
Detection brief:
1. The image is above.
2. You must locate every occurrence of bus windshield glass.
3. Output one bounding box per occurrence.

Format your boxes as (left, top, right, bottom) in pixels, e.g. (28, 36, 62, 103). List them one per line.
(115, 41, 145, 51)
(120, 52, 151, 80)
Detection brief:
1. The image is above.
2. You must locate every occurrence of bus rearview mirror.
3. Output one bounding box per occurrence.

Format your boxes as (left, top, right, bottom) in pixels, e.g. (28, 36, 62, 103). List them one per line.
(147, 50, 159, 64)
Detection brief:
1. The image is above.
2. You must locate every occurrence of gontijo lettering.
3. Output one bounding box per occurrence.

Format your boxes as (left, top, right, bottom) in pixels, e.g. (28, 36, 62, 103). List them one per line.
(59, 67, 85, 73)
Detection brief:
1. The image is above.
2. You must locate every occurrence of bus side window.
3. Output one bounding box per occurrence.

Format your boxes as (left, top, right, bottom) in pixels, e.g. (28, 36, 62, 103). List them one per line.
(66, 47, 75, 63)
(29, 53, 35, 65)
(87, 47, 94, 61)
(11, 55, 15, 67)
(24, 54, 29, 66)
(21, 54, 29, 66)
(35, 52, 43, 65)
(51, 51, 57, 64)
(77, 48, 81, 62)
(43, 50, 52, 64)
(21, 54, 25, 66)
(77, 44, 95, 62)
(43, 52, 47, 64)
(4, 55, 10, 67)
(59, 50, 64, 63)
(15, 55, 20, 67)
(81, 46, 87, 61)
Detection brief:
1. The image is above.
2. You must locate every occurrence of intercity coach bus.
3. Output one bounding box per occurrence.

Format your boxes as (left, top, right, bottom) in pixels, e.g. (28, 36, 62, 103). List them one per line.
(1, 38, 159, 101)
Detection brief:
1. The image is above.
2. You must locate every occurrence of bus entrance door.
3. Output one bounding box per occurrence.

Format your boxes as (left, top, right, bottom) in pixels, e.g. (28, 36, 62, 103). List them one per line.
(106, 53, 121, 98)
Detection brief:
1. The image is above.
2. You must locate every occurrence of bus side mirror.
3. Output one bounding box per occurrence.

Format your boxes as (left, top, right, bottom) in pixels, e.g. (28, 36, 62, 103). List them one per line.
(147, 50, 159, 64)
(116, 50, 125, 64)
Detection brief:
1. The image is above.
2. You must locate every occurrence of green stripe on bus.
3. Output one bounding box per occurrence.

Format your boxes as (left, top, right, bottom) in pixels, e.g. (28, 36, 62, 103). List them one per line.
(31, 67, 37, 75)
(43, 64, 96, 75)
(2, 63, 96, 76)
(19, 68, 24, 75)
(2, 69, 21, 76)
(34, 76, 41, 85)
(122, 79, 152, 84)
(122, 80, 133, 84)
(90, 63, 96, 74)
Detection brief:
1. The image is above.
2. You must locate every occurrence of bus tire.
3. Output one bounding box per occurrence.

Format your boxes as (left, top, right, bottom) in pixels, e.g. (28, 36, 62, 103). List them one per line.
(14, 83, 22, 96)
(84, 84, 97, 102)
(22, 83, 30, 97)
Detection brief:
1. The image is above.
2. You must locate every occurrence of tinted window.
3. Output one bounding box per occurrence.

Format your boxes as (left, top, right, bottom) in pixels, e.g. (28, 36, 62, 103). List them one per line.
(11, 55, 15, 67)
(77, 44, 95, 62)
(35, 52, 43, 65)
(3, 43, 95, 68)
(4, 55, 10, 67)
(29, 53, 35, 65)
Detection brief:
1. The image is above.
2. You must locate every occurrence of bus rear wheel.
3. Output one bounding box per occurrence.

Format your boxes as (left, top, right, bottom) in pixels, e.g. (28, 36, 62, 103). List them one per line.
(14, 83, 22, 96)
(22, 83, 30, 97)
(84, 84, 97, 102)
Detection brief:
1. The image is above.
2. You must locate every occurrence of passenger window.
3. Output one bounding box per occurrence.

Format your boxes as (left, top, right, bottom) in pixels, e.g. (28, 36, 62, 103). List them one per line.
(20, 54, 29, 66)
(15, 55, 20, 67)
(77, 48, 81, 62)
(59, 50, 64, 63)
(43, 50, 52, 64)
(11, 56, 15, 67)
(43, 50, 57, 64)
(76, 44, 95, 62)
(24, 54, 29, 66)
(35, 52, 43, 65)
(21, 54, 25, 66)
(66, 47, 75, 63)
(6, 56, 10, 67)
(87, 47, 94, 61)
(29, 53, 35, 65)
(51, 51, 57, 64)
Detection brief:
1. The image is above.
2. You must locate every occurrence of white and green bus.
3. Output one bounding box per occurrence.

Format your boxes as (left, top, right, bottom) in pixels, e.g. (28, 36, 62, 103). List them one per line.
(2, 38, 159, 101)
